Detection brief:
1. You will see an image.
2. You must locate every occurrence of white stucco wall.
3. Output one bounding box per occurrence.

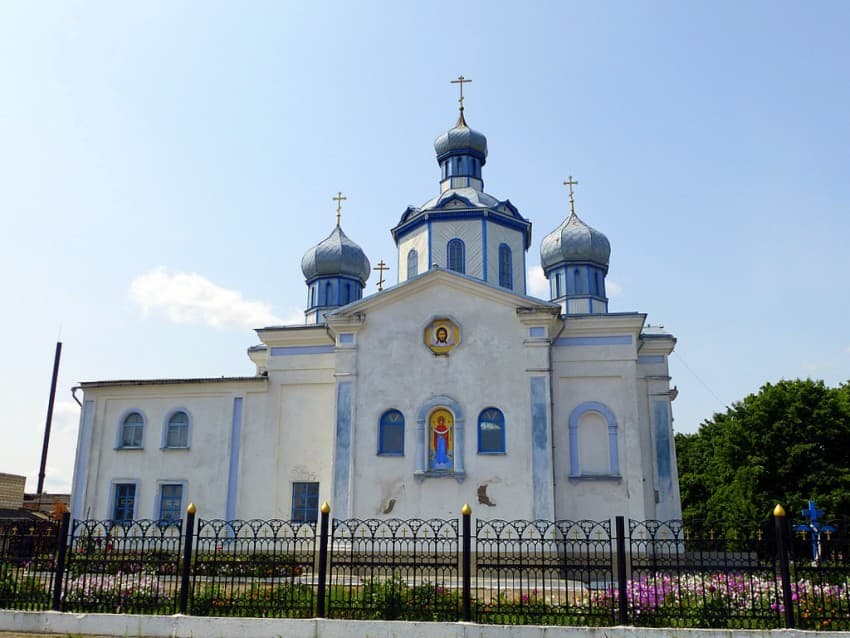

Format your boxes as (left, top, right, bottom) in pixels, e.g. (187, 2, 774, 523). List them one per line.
(346, 278, 539, 520)
(397, 225, 429, 281)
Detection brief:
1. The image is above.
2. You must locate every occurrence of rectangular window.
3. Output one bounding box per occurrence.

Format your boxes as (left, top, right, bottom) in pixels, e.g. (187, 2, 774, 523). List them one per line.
(112, 483, 136, 522)
(291, 482, 319, 523)
(158, 484, 183, 522)
(529, 326, 545, 338)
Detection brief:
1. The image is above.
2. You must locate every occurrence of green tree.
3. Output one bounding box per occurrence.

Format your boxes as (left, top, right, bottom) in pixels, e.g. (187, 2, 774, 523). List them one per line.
(675, 379, 850, 531)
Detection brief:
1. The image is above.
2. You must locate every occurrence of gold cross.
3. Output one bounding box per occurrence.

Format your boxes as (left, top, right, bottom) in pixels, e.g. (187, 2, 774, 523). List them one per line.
(333, 191, 347, 225)
(374, 260, 390, 291)
(563, 176, 579, 215)
(450, 75, 472, 112)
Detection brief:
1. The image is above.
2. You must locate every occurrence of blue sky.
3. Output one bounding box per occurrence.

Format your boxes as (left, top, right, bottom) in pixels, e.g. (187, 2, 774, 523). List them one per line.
(2, 1, 849, 493)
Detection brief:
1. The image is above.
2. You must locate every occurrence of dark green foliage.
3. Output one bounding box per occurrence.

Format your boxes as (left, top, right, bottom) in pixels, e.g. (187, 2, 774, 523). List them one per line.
(676, 379, 850, 532)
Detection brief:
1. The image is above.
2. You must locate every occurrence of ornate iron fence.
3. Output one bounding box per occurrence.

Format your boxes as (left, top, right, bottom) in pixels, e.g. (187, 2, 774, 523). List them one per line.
(1, 508, 848, 629)
(190, 518, 316, 618)
(474, 519, 614, 626)
(326, 518, 459, 621)
(61, 518, 183, 614)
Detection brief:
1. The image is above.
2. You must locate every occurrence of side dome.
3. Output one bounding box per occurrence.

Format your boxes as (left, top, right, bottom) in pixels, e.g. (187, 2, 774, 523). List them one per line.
(540, 213, 611, 270)
(301, 225, 371, 284)
(434, 113, 488, 162)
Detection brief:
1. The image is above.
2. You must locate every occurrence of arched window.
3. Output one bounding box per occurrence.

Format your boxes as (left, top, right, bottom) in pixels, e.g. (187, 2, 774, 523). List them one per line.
(324, 281, 333, 305)
(309, 285, 316, 307)
(164, 410, 190, 449)
(478, 408, 506, 454)
(568, 402, 620, 478)
(378, 409, 405, 455)
(447, 239, 465, 274)
(498, 244, 512, 289)
(407, 248, 419, 278)
(118, 411, 144, 449)
(573, 268, 582, 294)
(554, 272, 563, 298)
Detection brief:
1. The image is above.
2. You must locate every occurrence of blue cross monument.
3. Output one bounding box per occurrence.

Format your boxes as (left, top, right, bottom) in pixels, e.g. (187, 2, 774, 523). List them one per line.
(792, 500, 836, 562)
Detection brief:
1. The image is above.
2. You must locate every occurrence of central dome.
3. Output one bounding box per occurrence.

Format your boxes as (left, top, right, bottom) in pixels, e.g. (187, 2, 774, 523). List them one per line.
(301, 225, 371, 284)
(434, 112, 488, 162)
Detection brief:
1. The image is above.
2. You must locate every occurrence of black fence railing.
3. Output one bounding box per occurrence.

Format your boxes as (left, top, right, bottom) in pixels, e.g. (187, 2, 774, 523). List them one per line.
(1, 509, 848, 630)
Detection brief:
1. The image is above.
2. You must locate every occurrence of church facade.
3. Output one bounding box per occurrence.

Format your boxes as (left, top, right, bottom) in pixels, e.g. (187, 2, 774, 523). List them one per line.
(70, 100, 681, 525)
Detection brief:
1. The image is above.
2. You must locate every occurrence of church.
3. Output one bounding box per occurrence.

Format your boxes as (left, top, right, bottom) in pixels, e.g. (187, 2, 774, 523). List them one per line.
(69, 85, 682, 525)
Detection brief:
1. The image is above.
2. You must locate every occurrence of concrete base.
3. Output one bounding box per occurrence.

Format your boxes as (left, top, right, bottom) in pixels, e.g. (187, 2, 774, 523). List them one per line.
(0, 611, 830, 638)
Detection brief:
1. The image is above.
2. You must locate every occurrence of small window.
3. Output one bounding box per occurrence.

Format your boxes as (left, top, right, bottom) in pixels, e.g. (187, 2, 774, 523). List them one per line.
(378, 409, 405, 456)
(498, 243, 513, 289)
(447, 239, 465, 274)
(112, 483, 136, 522)
(291, 482, 319, 523)
(554, 272, 563, 298)
(324, 281, 333, 305)
(158, 484, 183, 522)
(119, 412, 144, 449)
(478, 408, 506, 454)
(407, 249, 419, 278)
(573, 268, 582, 294)
(164, 411, 189, 448)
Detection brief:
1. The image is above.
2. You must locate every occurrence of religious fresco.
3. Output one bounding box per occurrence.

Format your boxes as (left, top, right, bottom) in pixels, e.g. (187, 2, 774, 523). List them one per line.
(428, 408, 454, 470)
(424, 318, 460, 355)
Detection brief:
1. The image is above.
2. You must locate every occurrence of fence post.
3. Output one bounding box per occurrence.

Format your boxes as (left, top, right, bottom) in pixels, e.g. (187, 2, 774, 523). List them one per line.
(773, 504, 795, 629)
(51, 512, 71, 611)
(178, 503, 196, 614)
(316, 501, 330, 618)
(615, 516, 628, 625)
(461, 503, 471, 622)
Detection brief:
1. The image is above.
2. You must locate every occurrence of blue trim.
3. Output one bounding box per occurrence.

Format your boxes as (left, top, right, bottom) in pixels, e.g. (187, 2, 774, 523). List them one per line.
(568, 401, 620, 478)
(109, 479, 140, 522)
(477, 407, 505, 454)
(378, 409, 405, 456)
(653, 400, 674, 506)
(427, 219, 432, 270)
(161, 407, 192, 449)
(153, 481, 186, 521)
(530, 377, 552, 519)
(554, 336, 632, 347)
(393, 210, 531, 249)
(481, 218, 488, 282)
(225, 397, 243, 521)
(638, 355, 665, 364)
(332, 382, 353, 517)
(270, 345, 335, 356)
(115, 409, 146, 450)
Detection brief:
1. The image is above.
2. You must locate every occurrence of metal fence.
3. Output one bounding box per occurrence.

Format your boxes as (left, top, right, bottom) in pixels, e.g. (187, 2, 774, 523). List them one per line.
(1, 510, 848, 629)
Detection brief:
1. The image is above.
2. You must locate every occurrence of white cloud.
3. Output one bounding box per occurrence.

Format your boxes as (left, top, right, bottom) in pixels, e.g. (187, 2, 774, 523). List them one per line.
(527, 266, 549, 299)
(129, 267, 282, 330)
(606, 280, 623, 299)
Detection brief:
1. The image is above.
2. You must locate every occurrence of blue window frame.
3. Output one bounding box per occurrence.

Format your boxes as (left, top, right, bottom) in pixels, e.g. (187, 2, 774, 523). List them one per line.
(291, 482, 319, 522)
(478, 408, 506, 454)
(447, 239, 465, 274)
(407, 249, 418, 278)
(378, 409, 405, 455)
(164, 410, 189, 448)
(158, 484, 183, 522)
(498, 243, 512, 289)
(112, 483, 136, 522)
(119, 412, 144, 449)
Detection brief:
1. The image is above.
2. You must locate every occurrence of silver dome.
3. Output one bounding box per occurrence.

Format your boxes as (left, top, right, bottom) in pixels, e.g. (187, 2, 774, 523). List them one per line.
(434, 113, 488, 161)
(301, 225, 371, 284)
(540, 213, 610, 270)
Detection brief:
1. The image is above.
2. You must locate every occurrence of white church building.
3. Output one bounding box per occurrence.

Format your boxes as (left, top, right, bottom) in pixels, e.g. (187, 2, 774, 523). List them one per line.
(70, 97, 681, 525)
